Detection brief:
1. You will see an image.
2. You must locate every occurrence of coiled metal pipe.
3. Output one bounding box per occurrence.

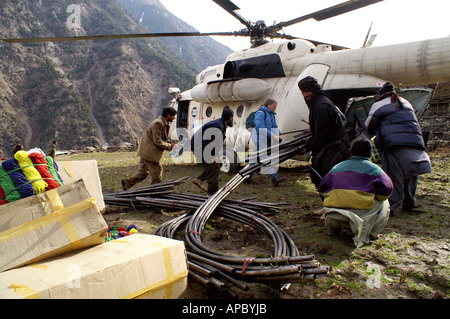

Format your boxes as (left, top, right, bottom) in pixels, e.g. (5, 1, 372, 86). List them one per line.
(106, 132, 331, 296)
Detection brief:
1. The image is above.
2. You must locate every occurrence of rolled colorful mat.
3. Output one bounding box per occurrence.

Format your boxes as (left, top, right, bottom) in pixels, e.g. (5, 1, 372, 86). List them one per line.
(1, 158, 35, 198)
(28, 151, 60, 190)
(0, 185, 9, 205)
(0, 165, 21, 203)
(14, 150, 47, 194)
(45, 156, 63, 185)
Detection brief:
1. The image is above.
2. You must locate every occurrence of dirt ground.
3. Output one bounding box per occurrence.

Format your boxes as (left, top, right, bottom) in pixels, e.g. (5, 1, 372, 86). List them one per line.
(96, 147, 449, 300)
(57, 108, 448, 300)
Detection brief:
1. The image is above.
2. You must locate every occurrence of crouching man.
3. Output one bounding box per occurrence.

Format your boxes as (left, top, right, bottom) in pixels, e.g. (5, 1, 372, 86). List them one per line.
(318, 139, 393, 247)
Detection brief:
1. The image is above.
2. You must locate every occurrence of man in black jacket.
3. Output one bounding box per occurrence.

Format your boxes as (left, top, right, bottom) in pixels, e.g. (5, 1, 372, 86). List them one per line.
(298, 76, 351, 189)
(191, 109, 234, 195)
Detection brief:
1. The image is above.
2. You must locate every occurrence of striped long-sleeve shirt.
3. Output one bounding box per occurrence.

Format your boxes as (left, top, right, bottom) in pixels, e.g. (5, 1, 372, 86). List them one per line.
(318, 156, 393, 210)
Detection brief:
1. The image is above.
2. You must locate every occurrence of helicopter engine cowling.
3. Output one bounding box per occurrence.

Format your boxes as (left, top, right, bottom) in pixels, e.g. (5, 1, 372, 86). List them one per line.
(191, 78, 271, 103)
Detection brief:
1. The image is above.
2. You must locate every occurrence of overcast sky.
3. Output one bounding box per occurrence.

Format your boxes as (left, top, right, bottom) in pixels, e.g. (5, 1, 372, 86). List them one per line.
(159, 0, 449, 52)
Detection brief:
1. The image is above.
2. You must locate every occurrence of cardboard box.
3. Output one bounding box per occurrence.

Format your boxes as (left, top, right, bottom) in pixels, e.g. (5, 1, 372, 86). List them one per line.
(0, 234, 188, 299)
(58, 160, 105, 213)
(0, 179, 107, 272)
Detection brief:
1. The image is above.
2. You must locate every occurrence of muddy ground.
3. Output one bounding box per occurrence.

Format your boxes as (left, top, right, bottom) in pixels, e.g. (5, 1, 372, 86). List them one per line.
(58, 109, 449, 300)
(60, 152, 448, 300)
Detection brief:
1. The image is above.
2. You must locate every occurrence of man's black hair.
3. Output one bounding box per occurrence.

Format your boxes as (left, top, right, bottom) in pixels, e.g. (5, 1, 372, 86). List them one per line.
(298, 76, 322, 93)
(221, 108, 234, 121)
(351, 139, 372, 158)
(162, 107, 177, 117)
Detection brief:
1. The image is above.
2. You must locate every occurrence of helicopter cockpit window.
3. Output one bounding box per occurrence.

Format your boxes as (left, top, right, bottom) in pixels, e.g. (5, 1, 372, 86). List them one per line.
(237, 105, 244, 118)
(205, 106, 213, 118)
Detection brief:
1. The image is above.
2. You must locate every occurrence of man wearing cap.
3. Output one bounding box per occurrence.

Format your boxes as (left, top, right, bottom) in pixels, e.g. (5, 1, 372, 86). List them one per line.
(298, 76, 351, 189)
(365, 82, 431, 215)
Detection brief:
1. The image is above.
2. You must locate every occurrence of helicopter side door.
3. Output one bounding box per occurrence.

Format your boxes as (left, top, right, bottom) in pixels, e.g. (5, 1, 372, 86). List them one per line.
(172, 99, 202, 141)
(277, 63, 330, 140)
(169, 99, 202, 160)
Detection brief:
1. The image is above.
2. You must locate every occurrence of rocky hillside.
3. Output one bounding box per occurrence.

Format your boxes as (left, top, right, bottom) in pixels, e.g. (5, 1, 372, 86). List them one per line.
(117, 0, 232, 73)
(0, 0, 230, 157)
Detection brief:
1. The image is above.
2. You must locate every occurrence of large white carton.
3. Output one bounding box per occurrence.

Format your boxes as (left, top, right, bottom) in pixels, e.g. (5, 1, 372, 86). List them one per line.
(0, 179, 107, 272)
(0, 234, 188, 299)
(58, 160, 105, 213)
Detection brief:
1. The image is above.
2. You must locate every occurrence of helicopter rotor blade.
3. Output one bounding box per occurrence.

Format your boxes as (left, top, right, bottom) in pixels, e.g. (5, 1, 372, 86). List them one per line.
(272, 0, 383, 30)
(1, 31, 245, 44)
(362, 22, 374, 47)
(212, 0, 252, 28)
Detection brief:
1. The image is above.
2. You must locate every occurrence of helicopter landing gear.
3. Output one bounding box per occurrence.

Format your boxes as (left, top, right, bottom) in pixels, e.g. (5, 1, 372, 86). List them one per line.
(220, 148, 239, 175)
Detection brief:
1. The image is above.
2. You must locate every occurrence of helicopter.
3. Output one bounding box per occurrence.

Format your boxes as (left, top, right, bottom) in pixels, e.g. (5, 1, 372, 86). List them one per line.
(2, 0, 449, 174)
(162, 0, 450, 173)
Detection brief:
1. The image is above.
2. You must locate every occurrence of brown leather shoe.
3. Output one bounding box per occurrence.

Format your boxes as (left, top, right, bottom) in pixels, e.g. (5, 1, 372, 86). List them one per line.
(272, 176, 286, 186)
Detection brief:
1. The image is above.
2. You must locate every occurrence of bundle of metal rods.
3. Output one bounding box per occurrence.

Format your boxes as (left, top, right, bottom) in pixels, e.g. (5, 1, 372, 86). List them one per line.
(103, 177, 190, 207)
(180, 133, 330, 296)
(105, 132, 331, 297)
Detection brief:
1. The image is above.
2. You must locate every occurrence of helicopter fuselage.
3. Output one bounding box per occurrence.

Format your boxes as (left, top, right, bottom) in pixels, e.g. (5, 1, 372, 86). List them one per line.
(168, 37, 450, 171)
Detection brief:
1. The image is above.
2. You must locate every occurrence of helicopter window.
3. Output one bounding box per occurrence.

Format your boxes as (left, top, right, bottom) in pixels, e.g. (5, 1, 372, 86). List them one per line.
(237, 105, 244, 118)
(223, 54, 285, 79)
(176, 100, 189, 129)
(205, 106, 213, 117)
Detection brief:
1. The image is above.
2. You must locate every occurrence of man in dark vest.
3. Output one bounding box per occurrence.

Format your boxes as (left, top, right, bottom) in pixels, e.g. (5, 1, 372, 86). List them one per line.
(191, 109, 234, 195)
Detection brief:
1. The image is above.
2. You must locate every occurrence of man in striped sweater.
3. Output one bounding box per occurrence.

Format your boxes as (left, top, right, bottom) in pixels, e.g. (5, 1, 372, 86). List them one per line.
(318, 139, 393, 247)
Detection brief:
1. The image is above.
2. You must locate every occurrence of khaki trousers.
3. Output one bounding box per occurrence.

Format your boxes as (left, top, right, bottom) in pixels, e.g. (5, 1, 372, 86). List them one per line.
(123, 158, 163, 188)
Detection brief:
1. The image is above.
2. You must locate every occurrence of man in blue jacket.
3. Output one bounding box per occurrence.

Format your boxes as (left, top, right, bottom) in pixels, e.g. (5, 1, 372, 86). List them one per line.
(191, 109, 234, 194)
(365, 82, 431, 214)
(248, 99, 286, 186)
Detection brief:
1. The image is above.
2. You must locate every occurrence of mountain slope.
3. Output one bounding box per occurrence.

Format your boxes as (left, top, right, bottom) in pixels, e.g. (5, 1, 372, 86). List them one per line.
(0, 0, 205, 156)
(116, 0, 233, 73)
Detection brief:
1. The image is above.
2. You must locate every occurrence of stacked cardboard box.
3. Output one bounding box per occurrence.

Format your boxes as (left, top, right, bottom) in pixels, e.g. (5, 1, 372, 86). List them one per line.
(0, 234, 188, 299)
(58, 160, 105, 213)
(0, 160, 188, 299)
(0, 179, 107, 272)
